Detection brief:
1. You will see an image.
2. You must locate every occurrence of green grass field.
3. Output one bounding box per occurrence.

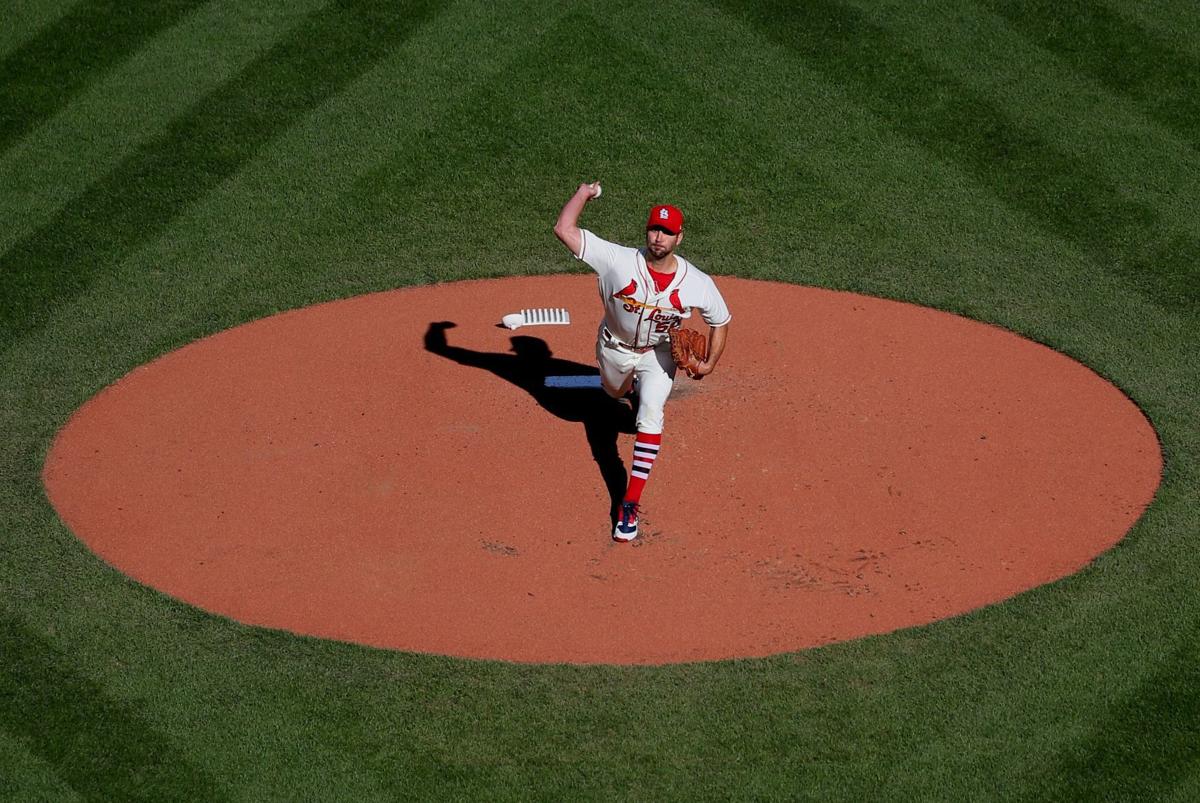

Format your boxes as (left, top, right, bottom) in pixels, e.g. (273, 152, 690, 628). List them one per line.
(2, 0, 1198, 798)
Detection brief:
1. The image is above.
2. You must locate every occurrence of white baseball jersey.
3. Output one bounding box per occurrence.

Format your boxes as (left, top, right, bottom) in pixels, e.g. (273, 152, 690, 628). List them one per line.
(576, 229, 731, 349)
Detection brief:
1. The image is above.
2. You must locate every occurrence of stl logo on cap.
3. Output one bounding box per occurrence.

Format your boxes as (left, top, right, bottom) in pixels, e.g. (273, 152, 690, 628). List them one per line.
(647, 204, 683, 234)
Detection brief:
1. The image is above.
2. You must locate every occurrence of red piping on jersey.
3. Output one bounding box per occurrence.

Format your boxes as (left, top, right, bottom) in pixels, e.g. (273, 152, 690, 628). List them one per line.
(632, 252, 690, 349)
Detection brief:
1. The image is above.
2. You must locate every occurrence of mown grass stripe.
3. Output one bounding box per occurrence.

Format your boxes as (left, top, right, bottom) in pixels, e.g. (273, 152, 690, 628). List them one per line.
(0, 0, 444, 353)
(0, 1, 332, 257)
(709, 0, 1198, 316)
(0, 612, 225, 800)
(0, 0, 209, 154)
(0, 729, 80, 800)
(347, 5, 853, 287)
(829, 0, 1199, 240)
(0, 0, 77, 60)
(982, 0, 1200, 149)
(1026, 633, 1200, 801)
(0, 1, 1196, 798)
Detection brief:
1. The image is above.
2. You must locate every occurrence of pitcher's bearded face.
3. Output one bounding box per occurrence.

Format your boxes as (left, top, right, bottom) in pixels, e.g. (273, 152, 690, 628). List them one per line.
(646, 226, 682, 260)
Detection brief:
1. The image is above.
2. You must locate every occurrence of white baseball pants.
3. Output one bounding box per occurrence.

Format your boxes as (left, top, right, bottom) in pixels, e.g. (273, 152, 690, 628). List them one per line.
(595, 327, 676, 435)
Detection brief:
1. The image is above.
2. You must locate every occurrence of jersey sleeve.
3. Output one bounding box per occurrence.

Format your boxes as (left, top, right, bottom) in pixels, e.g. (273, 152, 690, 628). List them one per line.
(699, 275, 732, 327)
(576, 230, 627, 276)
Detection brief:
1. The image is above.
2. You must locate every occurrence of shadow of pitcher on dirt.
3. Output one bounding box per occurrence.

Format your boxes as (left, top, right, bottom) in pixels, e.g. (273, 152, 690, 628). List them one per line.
(423, 321, 632, 525)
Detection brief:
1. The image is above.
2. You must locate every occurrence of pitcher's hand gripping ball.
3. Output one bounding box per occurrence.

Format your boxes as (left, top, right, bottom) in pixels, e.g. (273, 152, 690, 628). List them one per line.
(670, 327, 708, 379)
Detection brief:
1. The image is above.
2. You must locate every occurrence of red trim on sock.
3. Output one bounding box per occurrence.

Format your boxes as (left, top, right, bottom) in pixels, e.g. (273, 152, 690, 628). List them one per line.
(624, 431, 663, 503)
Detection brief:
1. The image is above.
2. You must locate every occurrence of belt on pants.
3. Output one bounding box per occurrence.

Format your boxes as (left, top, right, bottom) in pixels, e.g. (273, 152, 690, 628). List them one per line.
(603, 327, 656, 353)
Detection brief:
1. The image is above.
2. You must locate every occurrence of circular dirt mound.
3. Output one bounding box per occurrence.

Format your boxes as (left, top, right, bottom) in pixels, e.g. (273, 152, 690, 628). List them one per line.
(43, 276, 1161, 664)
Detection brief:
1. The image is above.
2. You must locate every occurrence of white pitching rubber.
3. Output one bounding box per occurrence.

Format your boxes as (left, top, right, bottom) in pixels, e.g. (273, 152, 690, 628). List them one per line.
(502, 308, 571, 329)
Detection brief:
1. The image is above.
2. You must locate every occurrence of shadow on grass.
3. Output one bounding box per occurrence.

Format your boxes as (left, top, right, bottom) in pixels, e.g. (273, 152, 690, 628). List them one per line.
(424, 321, 632, 526)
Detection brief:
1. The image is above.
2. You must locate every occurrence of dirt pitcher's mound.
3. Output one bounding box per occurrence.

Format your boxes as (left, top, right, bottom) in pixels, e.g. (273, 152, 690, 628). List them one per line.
(43, 276, 1161, 665)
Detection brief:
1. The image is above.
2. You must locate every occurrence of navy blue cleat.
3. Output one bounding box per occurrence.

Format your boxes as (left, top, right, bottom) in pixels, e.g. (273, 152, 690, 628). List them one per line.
(613, 501, 639, 542)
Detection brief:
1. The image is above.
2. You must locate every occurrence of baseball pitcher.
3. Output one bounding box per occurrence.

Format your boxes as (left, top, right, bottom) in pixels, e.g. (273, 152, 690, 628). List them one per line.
(554, 181, 731, 541)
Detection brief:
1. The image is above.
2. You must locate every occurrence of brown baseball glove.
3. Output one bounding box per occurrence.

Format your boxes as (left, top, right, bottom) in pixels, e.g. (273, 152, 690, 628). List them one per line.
(670, 327, 708, 378)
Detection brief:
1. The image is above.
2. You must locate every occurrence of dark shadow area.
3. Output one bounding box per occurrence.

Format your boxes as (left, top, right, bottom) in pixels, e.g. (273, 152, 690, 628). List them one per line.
(424, 321, 631, 524)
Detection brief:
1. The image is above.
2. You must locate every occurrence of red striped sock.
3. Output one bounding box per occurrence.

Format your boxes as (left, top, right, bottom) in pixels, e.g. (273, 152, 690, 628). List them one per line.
(623, 431, 662, 504)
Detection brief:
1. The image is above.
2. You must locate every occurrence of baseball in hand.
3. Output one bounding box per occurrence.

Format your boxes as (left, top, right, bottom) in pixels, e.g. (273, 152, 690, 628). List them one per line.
(590, 182, 602, 199)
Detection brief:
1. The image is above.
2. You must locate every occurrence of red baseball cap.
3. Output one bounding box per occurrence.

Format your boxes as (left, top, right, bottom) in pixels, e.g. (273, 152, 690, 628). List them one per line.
(646, 204, 684, 234)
